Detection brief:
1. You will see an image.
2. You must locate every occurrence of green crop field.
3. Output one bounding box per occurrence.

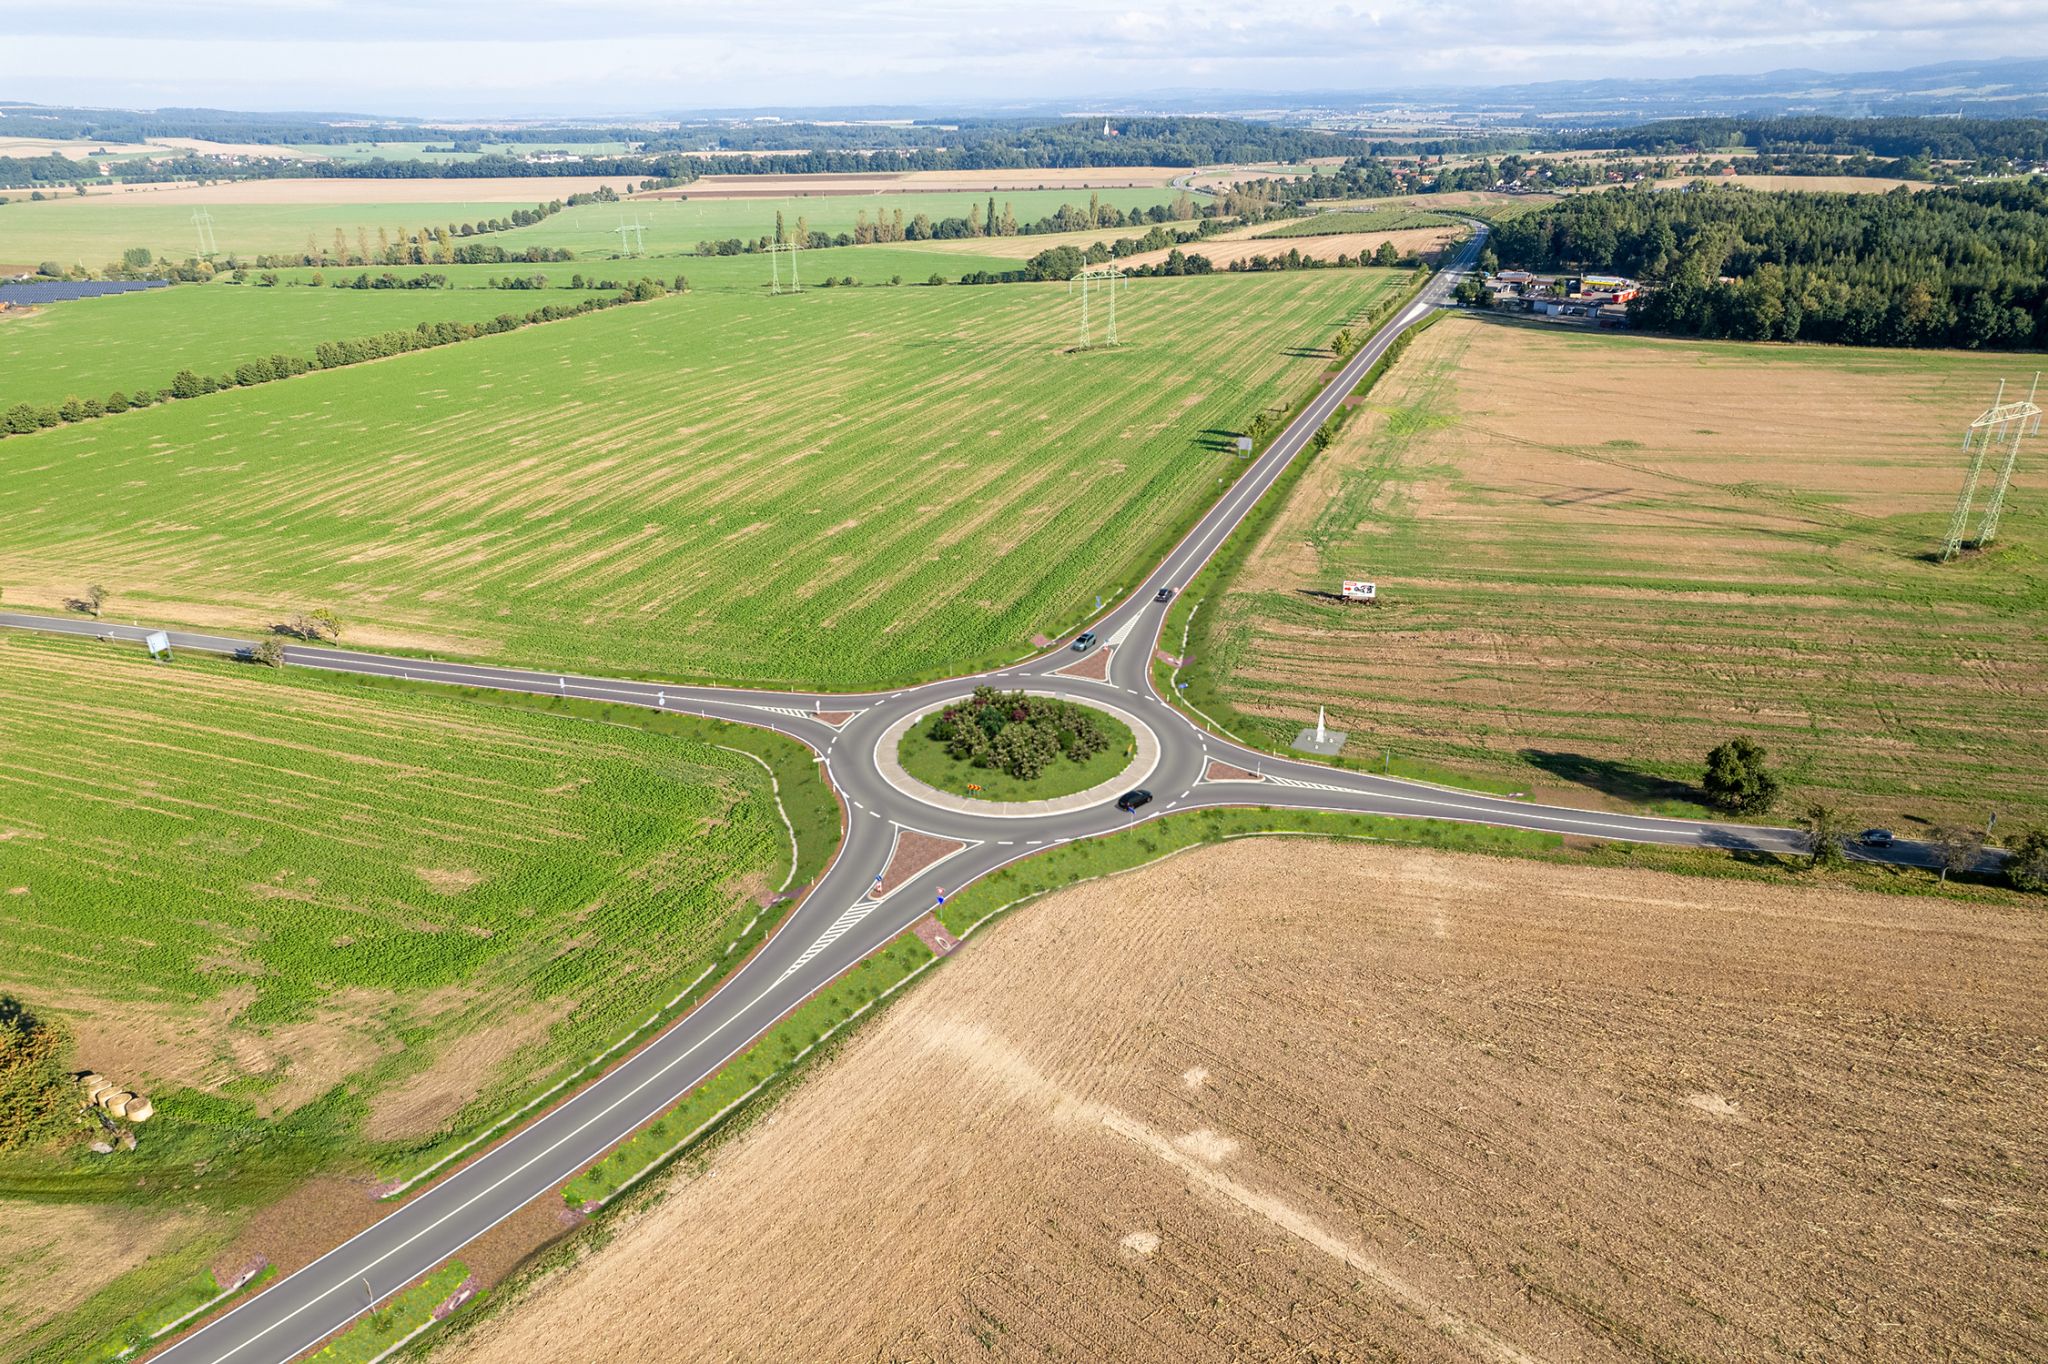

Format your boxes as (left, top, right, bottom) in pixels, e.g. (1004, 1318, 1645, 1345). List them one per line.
(1187, 314, 2048, 830)
(0, 187, 1182, 266)
(1257, 208, 1460, 238)
(0, 280, 614, 409)
(0, 628, 806, 1360)
(0, 268, 1404, 687)
(492, 186, 1186, 258)
(252, 242, 1021, 294)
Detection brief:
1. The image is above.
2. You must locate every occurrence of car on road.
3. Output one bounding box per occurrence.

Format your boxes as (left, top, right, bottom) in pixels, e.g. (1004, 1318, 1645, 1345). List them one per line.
(1155, 587, 1174, 603)
(1071, 631, 1097, 652)
(1856, 828, 1895, 848)
(1115, 788, 1153, 812)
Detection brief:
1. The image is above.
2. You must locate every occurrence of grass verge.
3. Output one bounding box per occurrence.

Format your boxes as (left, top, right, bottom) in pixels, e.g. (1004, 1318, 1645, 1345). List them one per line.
(309, 1261, 469, 1363)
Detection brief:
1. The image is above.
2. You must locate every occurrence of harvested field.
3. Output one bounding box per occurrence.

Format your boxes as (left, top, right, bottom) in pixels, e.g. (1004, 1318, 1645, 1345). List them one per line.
(84, 176, 645, 204)
(434, 839, 2048, 1362)
(1647, 174, 1927, 193)
(651, 167, 1185, 196)
(0, 269, 1403, 686)
(0, 1202, 209, 1357)
(1122, 227, 1459, 271)
(1193, 314, 2048, 827)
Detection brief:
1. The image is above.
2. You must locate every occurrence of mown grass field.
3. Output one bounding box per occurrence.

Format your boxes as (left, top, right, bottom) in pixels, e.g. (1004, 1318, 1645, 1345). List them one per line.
(1192, 314, 2048, 829)
(0, 281, 615, 409)
(0, 629, 806, 1361)
(0, 268, 1404, 685)
(0, 187, 1181, 265)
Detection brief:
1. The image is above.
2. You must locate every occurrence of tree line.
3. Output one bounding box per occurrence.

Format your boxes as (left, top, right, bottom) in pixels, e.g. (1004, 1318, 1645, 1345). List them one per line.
(1491, 181, 2048, 349)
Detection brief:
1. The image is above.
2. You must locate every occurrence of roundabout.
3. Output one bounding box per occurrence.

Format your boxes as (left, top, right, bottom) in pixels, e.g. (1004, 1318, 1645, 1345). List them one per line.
(874, 689, 1161, 817)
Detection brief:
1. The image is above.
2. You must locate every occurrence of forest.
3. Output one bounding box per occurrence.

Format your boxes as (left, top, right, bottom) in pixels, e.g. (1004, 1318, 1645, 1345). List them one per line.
(1492, 181, 2048, 349)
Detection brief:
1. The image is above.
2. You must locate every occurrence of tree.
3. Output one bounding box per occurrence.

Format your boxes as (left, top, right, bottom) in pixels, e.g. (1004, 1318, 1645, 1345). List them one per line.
(1931, 824, 1983, 883)
(1701, 736, 1780, 814)
(1331, 328, 1352, 357)
(83, 584, 108, 618)
(252, 638, 286, 668)
(1803, 803, 1848, 868)
(309, 607, 341, 640)
(0, 997, 72, 1151)
(1373, 241, 1400, 267)
(2006, 828, 2048, 893)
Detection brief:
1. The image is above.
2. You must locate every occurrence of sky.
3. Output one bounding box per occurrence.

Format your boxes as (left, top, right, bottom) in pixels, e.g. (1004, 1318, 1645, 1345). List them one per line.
(2, 0, 2046, 116)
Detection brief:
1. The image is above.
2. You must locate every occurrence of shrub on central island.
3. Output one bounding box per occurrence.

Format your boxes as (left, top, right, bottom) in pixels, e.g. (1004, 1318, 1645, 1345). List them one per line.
(926, 687, 1111, 781)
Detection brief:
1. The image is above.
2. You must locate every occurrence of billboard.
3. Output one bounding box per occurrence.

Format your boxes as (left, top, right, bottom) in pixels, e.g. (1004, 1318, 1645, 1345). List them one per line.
(1341, 581, 1376, 601)
(144, 630, 172, 657)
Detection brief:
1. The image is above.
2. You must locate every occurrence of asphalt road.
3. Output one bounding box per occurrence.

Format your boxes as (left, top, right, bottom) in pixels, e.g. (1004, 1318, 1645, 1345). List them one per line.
(0, 226, 1956, 1363)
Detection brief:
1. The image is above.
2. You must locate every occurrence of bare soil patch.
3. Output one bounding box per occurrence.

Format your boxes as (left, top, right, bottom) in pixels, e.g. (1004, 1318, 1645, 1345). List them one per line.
(434, 840, 2047, 1362)
(0, 1202, 205, 1353)
(85, 177, 644, 205)
(363, 999, 572, 1142)
(1120, 226, 1457, 271)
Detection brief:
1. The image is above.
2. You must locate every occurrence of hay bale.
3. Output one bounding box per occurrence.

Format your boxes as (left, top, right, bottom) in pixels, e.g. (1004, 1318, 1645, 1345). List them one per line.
(124, 1096, 153, 1122)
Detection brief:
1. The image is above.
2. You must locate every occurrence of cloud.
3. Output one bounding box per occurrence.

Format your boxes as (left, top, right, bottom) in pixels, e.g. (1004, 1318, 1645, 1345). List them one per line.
(1, 0, 2043, 114)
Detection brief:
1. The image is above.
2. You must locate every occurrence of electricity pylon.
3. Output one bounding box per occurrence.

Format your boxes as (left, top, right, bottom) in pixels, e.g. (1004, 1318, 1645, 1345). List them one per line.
(615, 217, 646, 256)
(1941, 375, 2042, 561)
(191, 209, 218, 258)
(1067, 265, 1128, 350)
(768, 240, 802, 295)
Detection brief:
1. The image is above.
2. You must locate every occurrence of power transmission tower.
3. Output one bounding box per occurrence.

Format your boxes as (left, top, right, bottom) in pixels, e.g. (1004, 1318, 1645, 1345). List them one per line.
(1066, 265, 1128, 350)
(191, 209, 218, 258)
(615, 216, 646, 256)
(1941, 376, 2042, 561)
(1978, 371, 2041, 548)
(767, 240, 802, 295)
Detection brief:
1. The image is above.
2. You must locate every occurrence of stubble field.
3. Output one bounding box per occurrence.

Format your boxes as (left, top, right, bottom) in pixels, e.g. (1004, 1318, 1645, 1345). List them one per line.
(0, 630, 796, 1359)
(0, 268, 1403, 685)
(1191, 315, 2048, 828)
(432, 838, 2048, 1362)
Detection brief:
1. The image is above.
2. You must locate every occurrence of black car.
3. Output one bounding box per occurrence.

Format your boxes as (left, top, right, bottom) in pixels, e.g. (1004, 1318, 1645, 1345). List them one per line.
(1856, 828, 1895, 848)
(1071, 631, 1097, 652)
(1155, 587, 1174, 603)
(1115, 788, 1153, 813)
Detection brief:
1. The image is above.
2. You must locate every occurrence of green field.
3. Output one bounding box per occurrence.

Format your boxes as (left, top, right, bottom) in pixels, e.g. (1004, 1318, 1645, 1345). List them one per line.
(0, 629, 813, 1359)
(0, 187, 1182, 266)
(0, 281, 616, 409)
(1257, 208, 1460, 238)
(0, 268, 1403, 687)
(1188, 314, 2048, 830)
(252, 241, 1020, 294)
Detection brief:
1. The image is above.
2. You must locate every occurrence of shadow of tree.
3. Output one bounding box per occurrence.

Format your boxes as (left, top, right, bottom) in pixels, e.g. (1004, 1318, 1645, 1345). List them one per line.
(1521, 748, 1703, 808)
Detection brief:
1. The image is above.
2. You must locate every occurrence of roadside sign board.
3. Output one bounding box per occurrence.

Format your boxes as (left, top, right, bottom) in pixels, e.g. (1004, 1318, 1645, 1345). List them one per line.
(1235, 436, 1253, 453)
(144, 630, 172, 658)
(1341, 581, 1377, 602)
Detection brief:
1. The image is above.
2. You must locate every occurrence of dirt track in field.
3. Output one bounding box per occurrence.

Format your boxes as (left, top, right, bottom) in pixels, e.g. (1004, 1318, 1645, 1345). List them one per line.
(432, 840, 2048, 1363)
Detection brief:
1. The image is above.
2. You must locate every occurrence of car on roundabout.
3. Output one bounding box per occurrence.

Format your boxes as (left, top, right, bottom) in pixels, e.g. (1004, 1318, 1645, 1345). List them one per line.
(1115, 788, 1153, 813)
(1071, 631, 1097, 652)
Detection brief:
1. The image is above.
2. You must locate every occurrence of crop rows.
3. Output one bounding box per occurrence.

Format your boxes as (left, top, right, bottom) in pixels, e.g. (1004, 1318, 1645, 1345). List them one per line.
(0, 268, 1402, 686)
